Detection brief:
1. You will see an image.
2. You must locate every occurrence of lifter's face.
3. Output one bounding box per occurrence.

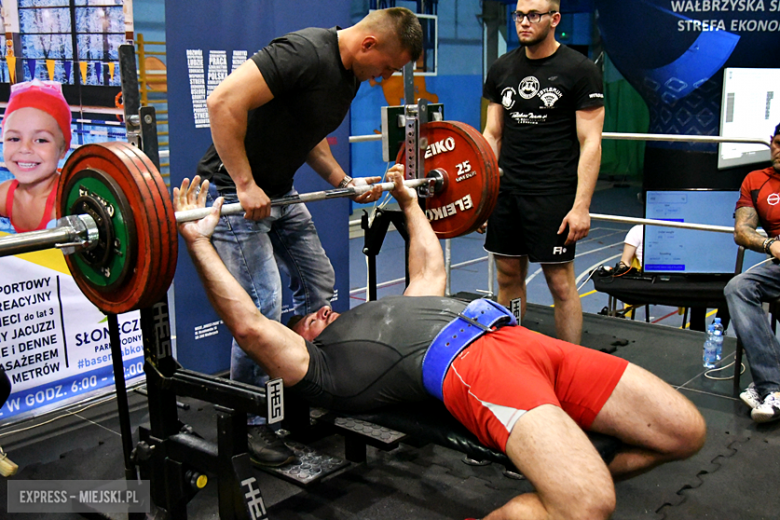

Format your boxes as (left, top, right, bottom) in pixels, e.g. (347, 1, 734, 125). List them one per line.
(771, 134, 780, 173)
(293, 305, 341, 342)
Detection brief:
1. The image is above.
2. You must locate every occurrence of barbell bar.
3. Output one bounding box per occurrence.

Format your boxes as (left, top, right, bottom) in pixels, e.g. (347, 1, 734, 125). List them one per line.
(0, 121, 500, 315)
(0, 176, 442, 260)
(0, 214, 98, 258)
(173, 176, 441, 223)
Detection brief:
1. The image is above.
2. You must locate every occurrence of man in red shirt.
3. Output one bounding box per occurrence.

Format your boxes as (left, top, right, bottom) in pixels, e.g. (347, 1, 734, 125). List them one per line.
(725, 122, 780, 423)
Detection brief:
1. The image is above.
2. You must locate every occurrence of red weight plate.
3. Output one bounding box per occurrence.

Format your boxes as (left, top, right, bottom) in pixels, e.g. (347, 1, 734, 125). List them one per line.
(454, 121, 500, 228)
(107, 142, 177, 310)
(57, 143, 176, 314)
(397, 121, 499, 239)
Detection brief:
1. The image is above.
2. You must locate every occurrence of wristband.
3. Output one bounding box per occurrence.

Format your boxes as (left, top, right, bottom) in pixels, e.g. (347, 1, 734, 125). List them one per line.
(337, 176, 353, 189)
(765, 237, 777, 255)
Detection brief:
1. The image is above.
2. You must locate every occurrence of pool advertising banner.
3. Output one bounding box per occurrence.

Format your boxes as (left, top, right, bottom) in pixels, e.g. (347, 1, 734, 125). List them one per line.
(0, 250, 144, 424)
(0, 1, 144, 424)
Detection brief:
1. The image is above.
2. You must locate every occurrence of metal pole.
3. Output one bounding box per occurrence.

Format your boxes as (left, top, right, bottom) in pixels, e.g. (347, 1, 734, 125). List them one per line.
(444, 238, 452, 296)
(0, 214, 97, 258)
(107, 313, 138, 482)
(347, 132, 773, 147)
(349, 134, 382, 143)
(589, 213, 735, 234)
(487, 252, 495, 299)
(602, 132, 771, 148)
(0, 179, 435, 258)
(0, 228, 78, 257)
(0, 208, 742, 260)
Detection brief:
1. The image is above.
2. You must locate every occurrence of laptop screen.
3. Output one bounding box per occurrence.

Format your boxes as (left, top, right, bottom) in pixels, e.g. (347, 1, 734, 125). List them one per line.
(643, 190, 741, 275)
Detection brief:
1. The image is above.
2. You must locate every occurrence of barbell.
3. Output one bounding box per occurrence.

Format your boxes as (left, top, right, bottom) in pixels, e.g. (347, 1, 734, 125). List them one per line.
(0, 120, 499, 315)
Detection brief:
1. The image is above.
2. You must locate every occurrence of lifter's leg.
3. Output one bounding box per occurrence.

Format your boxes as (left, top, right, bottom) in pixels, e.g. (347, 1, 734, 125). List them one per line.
(590, 363, 706, 479)
(485, 405, 615, 520)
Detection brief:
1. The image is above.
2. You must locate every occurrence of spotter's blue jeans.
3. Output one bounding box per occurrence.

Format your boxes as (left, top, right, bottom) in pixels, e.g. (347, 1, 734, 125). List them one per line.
(208, 184, 335, 424)
(724, 259, 780, 398)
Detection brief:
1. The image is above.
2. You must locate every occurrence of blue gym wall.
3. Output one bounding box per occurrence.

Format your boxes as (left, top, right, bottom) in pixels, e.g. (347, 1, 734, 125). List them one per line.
(164, 0, 352, 374)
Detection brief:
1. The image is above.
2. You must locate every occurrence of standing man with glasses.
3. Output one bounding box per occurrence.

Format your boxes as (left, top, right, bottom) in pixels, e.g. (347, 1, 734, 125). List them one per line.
(481, 0, 605, 344)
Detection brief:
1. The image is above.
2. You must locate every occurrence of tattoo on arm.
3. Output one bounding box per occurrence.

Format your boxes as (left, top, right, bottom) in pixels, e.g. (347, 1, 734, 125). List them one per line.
(734, 206, 767, 252)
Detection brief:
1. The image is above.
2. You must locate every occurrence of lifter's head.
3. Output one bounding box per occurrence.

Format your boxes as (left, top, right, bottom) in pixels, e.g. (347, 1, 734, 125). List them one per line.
(289, 305, 341, 341)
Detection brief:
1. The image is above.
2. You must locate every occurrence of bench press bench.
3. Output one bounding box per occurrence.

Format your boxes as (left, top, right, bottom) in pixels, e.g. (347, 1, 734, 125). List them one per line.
(311, 399, 622, 474)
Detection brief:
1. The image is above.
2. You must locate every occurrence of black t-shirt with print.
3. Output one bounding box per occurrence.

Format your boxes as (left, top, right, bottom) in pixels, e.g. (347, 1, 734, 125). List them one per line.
(483, 44, 603, 195)
(197, 27, 359, 197)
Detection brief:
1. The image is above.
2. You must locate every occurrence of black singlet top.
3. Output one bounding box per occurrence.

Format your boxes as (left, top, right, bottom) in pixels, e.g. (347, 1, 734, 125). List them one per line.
(288, 295, 468, 412)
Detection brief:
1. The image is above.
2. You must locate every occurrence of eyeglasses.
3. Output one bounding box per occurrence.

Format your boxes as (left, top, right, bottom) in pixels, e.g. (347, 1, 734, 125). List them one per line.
(511, 11, 557, 23)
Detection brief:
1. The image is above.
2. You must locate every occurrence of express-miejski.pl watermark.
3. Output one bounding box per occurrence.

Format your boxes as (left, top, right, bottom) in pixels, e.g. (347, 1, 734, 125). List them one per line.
(7, 480, 150, 513)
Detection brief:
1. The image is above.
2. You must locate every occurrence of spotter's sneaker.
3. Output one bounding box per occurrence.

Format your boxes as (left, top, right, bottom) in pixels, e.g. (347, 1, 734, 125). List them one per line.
(751, 392, 780, 423)
(740, 383, 761, 410)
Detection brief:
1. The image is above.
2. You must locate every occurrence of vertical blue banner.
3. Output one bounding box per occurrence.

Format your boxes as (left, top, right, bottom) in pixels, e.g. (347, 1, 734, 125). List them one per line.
(165, 0, 352, 374)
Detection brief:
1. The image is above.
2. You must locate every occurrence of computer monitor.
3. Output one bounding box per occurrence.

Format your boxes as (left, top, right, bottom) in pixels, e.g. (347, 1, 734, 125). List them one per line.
(643, 189, 763, 275)
(718, 67, 780, 169)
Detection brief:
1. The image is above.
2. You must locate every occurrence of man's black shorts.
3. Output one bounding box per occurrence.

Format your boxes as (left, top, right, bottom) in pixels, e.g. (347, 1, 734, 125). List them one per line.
(484, 192, 576, 263)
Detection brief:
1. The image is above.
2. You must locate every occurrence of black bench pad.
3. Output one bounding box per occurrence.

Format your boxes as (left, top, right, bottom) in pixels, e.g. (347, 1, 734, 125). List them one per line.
(344, 399, 622, 470)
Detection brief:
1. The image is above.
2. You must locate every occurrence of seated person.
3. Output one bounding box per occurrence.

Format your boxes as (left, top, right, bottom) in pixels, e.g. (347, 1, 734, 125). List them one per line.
(614, 224, 643, 275)
(0, 80, 71, 233)
(724, 122, 780, 423)
(176, 169, 706, 520)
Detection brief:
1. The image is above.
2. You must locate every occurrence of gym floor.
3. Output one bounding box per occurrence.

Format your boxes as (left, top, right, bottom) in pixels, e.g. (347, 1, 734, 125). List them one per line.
(1, 181, 778, 519)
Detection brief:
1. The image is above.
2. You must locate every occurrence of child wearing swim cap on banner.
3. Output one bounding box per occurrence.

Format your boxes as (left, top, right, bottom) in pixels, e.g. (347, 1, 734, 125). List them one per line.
(0, 81, 146, 426)
(0, 80, 72, 233)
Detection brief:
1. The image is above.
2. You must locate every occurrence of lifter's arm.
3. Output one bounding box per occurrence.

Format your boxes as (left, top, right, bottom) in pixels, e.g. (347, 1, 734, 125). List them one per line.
(386, 167, 446, 297)
(175, 177, 310, 385)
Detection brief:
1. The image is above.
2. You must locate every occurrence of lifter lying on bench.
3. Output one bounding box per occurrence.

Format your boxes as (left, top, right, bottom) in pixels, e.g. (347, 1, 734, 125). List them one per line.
(175, 169, 706, 520)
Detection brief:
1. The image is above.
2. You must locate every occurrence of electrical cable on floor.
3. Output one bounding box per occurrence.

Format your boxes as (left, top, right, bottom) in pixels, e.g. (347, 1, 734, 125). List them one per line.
(577, 268, 597, 292)
(704, 360, 745, 380)
(745, 257, 774, 272)
(0, 398, 112, 439)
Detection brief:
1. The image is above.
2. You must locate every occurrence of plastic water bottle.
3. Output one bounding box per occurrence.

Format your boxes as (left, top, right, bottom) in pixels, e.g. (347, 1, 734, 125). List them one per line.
(703, 324, 716, 368)
(702, 319, 724, 368)
(711, 317, 724, 364)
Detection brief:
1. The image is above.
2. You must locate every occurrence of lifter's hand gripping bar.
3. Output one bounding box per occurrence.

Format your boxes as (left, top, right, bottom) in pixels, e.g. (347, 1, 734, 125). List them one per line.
(174, 175, 441, 223)
(0, 174, 443, 259)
